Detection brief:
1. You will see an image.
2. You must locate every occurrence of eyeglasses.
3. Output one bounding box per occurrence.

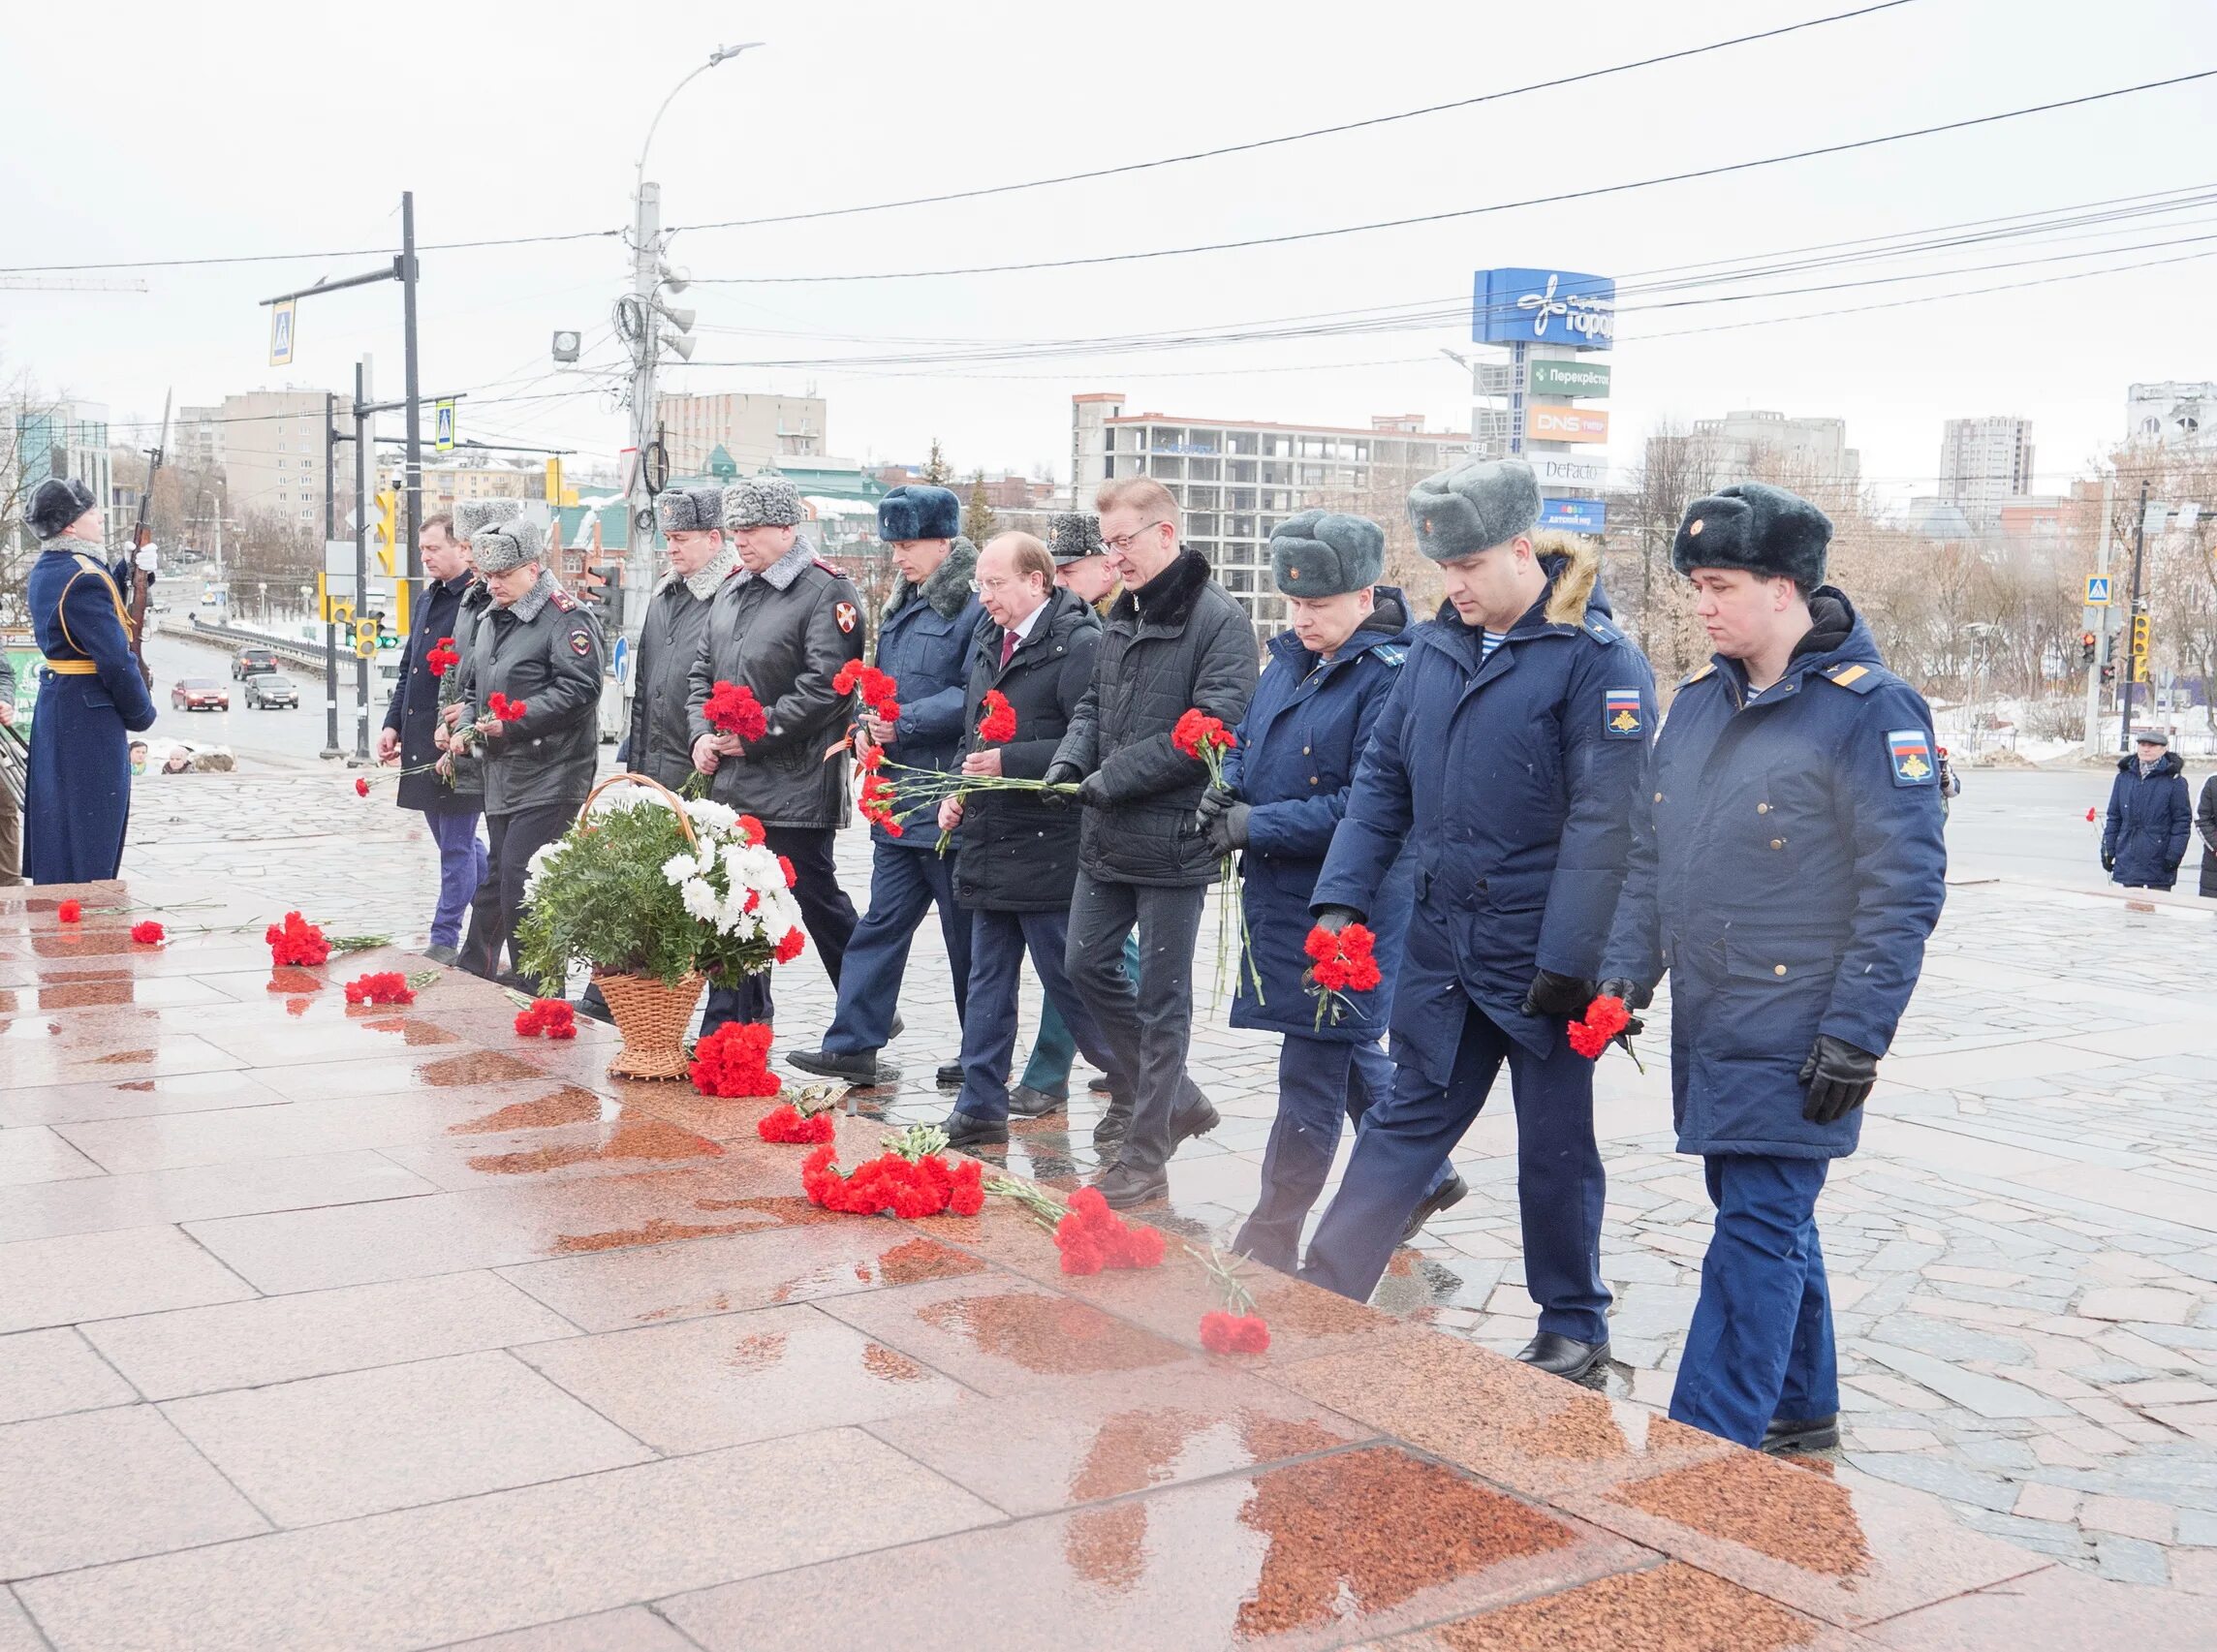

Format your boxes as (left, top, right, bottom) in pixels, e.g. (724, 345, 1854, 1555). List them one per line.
(1102, 520, 1169, 554)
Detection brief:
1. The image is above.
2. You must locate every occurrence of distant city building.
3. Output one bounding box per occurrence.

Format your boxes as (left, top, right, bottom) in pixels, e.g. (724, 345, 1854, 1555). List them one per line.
(1937, 416, 2035, 531)
(656, 392, 827, 476)
(178, 390, 354, 538)
(1071, 393, 1473, 629)
(1688, 410, 1859, 492)
(2125, 381, 2216, 450)
(412, 456, 541, 512)
(5, 397, 112, 561)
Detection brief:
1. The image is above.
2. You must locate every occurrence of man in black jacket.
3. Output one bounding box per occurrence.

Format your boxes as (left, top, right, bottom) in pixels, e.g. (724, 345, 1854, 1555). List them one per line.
(378, 513, 485, 964)
(935, 533, 1129, 1148)
(619, 486, 738, 790)
(1046, 478, 1258, 1205)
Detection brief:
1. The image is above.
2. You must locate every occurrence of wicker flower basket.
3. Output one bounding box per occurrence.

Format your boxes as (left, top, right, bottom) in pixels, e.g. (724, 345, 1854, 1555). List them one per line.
(575, 772, 705, 1080)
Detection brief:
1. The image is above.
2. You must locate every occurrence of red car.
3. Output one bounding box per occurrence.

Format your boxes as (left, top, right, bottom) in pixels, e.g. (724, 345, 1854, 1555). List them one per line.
(171, 678, 230, 712)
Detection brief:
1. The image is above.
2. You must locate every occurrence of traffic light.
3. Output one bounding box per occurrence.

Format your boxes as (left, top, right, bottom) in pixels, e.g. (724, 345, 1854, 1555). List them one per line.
(354, 616, 379, 658)
(2131, 612, 2151, 683)
(370, 489, 398, 575)
(2102, 663, 2116, 685)
(2080, 631, 2098, 666)
(545, 458, 563, 505)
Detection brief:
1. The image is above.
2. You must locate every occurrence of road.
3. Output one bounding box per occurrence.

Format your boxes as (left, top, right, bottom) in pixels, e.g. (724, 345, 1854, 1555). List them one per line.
(140, 625, 373, 769)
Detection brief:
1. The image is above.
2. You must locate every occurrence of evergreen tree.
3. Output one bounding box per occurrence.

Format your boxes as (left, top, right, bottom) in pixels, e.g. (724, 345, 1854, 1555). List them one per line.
(921, 438, 953, 485)
(963, 471, 997, 545)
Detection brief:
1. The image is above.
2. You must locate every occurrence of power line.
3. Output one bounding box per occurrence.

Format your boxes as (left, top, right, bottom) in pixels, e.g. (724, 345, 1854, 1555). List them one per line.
(667, 0, 1923, 234)
(693, 71, 2217, 284)
(0, 227, 620, 279)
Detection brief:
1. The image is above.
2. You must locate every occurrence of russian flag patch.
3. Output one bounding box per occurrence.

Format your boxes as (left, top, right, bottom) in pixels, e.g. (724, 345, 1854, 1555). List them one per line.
(1604, 688, 1644, 738)
(1888, 729, 1935, 786)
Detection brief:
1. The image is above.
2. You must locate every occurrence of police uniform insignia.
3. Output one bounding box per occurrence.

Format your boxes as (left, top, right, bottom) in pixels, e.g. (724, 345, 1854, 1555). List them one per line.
(1688, 517, 1704, 536)
(1604, 688, 1644, 738)
(569, 629, 592, 656)
(834, 601, 859, 634)
(1374, 644, 1405, 668)
(1888, 729, 1936, 786)
(549, 589, 578, 612)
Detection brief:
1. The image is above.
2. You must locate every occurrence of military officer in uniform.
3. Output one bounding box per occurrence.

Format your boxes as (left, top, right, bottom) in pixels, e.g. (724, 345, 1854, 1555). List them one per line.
(20, 477, 156, 884)
(1300, 458, 1655, 1383)
(618, 486, 739, 791)
(453, 516, 605, 983)
(1600, 483, 1946, 1452)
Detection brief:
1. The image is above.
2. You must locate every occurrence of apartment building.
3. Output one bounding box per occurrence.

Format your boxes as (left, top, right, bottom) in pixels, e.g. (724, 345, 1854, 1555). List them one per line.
(655, 392, 827, 476)
(1938, 416, 2035, 531)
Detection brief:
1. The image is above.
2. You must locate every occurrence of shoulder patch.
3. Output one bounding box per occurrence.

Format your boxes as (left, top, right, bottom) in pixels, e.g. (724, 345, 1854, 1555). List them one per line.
(548, 588, 578, 611)
(833, 600, 859, 635)
(1585, 616, 1621, 644)
(1825, 663, 1879, 694)
(1603, 686, 1645, 739)
(1887, 727, 1937, 787)
(568, 627, 593, 657)
(1678, 662, 1716, 687)
(1373, 644, 1406, 668)
(812, 557, 840, 576)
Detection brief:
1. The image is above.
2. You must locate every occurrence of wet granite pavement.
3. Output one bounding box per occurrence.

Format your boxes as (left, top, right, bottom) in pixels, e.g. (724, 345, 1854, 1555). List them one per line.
(0, 772, 2210, 1647)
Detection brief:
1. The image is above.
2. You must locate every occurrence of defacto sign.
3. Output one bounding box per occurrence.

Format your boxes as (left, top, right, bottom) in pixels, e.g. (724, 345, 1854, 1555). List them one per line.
(1534, 455, 1608, 488)
(1528, 359, 1612, 397)
(1474, 268, 1616, 348)
(1540, 497, 1608, 534)
(1526, 406, 1610, 444)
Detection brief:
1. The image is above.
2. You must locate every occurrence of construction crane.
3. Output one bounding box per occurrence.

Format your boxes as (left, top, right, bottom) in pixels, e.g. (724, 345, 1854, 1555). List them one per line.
(0, 275, 148, 293)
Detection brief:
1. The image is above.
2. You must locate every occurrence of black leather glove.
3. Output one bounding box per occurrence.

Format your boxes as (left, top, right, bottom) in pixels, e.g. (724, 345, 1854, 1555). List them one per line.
(1519, 968, 1595, 1019)
(1595, 978, 1651, 1037)
(1042, 760, 1084, 807)
(1798, 1034, 1879, 1124)
(1202, 802, 1250, 857)
(1196, 783, 1237, 823)
(1077, 771, 1113, 810)
(1312, 904, 1363, 934)
(2101, 850, 2115, 873)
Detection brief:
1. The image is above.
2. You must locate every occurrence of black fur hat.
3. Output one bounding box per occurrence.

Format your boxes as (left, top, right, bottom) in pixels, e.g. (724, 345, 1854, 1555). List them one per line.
(26, 477, 98, 541)
(1673, 482, 1831, 589)
(1269, 510, 1383, 597)
(655, 486, 724, 535)
(1048, 512, 1104, 565)
(877, 484, 961, 544)
(1406, 459, 1541, 563)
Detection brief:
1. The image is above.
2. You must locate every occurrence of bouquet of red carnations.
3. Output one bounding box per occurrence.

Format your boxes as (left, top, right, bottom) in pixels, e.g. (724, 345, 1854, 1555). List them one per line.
(1303, 921, 1382, 1029)
(801, 1123, 984, 1218)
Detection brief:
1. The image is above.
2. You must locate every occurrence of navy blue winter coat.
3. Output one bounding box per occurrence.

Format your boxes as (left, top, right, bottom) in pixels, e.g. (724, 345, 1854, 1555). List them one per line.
(869, 540, 983, 846)
(1222, 592, 1413, 1043)
(1312, 562, 1656, 1084)
(2103, 751, 2191, 890)
(1603, 593, 1948, 1159)
(382, 571, 481, 813)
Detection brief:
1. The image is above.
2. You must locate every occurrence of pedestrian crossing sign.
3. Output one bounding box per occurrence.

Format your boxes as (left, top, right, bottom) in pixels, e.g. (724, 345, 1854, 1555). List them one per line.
(434, 400, 456, 454)
(2085, 576, 2112, 606)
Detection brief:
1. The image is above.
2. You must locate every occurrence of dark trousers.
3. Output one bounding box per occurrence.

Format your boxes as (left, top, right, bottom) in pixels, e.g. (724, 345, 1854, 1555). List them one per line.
(474, 800, 577, 985)
(702, 824, 857, 1035)
(822, 841, 970, 1054)
(1235, 1034, 1449, 1275)
(1018, 932, 1140, 1096)
(954, 908, 1131, 1124)
(1064, 871, 1206, 1176)
(1301, 1000, 1610, 1340)
(422, 808, 486, 950)
(1671, 1154, 1837, 1448)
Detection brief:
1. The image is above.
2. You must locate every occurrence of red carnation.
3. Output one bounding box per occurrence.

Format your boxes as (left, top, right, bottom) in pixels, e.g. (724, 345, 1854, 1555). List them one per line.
(775, 927, 807, 964)
(1171, 707, 1235, 763)
(486, 692, 527, 723)
(833, 661, 902, 721)
(703, 680, 769, 743)
(426, 637, 460, 677)
(979, 689, 1017, 745)
(690, 1021, 780, 1098)
(513, 997, 578, 1040)
(758, 1102, 835, 1143)
(265, 911, 330, 967)
(737, 814, 767, 846)
(1567, 994, 1634, 1061)
(1051, 1184, 1167, 1274)
(778, 855, 797, 888)
(130, 920, 164, 945)
(2085, 806, 2098, 822)
(56, 899, 81, 924)
(1306, 922, 1382, 1027)
(1200, 1310, 1272, 1355)
(355, 777, 371, 796)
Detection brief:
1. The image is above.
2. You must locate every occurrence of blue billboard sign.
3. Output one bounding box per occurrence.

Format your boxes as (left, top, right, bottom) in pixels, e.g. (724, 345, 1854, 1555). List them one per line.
(1473, 268, 1615, 349)
(1539, 497, 1607, 535)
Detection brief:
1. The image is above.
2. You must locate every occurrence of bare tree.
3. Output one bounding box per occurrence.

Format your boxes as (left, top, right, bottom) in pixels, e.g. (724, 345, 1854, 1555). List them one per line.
(0, 361, 72, 621)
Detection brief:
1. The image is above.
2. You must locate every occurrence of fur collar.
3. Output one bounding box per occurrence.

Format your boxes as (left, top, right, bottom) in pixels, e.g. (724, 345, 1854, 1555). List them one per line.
(504, 568, 559, 623)
(736, 537, 816, 593)
(1114, 548, 1211, 629)
(680, 541, 741, 602)
(886, 536, 978, 620)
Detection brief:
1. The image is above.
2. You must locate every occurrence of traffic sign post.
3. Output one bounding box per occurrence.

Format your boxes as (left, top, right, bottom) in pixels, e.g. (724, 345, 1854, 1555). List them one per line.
(2085, 576, 2112, 606)
(434, 399, 456, 453)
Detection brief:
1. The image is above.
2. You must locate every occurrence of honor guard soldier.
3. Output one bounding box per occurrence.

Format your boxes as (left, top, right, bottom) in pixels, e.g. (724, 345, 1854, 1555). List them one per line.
(453, 517, 605, 983)
(687, 477, 866, 1034)
(21, 477, 156, 884)
(620, 487, 739, 791)
(1202, 512, 1462, 1271)
(1600, 483, 1947, 1452)
(788, 484, 983, 1087)
(1300, 458, 1654, 1382)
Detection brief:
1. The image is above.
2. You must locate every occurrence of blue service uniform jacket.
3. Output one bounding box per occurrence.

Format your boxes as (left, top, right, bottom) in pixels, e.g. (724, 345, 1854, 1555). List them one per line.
(1603, 606, 1948, 1159)
(869, 558, 984, 846)
(1221, 595, 1413, 1043)
(2102, 751, 2190, 889)
(1312, 588, 1656, 1084)
(23, 543, 156, 884)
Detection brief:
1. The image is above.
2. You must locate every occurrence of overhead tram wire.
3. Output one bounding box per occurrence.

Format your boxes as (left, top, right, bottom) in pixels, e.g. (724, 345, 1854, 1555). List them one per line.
(0, 226, 622, 278)
(693, 71, 2217, 284)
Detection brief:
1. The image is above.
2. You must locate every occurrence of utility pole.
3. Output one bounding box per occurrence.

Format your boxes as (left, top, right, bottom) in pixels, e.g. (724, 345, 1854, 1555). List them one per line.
(401, 191, 424, 598)
(2082, 472, 2111, 759)
(2118, 479, 2151, 751)
(321, 390, 342, 760)
(353, 358, 374, 764)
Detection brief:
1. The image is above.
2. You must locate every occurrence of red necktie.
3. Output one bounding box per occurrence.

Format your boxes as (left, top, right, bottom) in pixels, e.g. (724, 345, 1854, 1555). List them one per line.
(999, 631, 1017, 670)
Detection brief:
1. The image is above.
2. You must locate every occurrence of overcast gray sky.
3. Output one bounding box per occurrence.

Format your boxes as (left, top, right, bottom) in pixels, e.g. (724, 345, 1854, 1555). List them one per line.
(5, 0, 2213, 504)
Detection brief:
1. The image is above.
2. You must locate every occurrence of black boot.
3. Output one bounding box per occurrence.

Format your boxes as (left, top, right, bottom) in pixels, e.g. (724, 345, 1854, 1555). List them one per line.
(787, 1047, 900, 1086)
(1093, 1095, 1134, 1151)
(1398, 1170, 1469, 1243)
(942, 1110, 1010, 1151)
(935, 1062, 963, 1088)
(1171, 1090, 1220, 1147)
(1008, 1083, 1066, 1117)
(1514, 1332, 1611, 1381)
(1762, 1414, 1840, 1454)
(1093, 1159, 1168, 1208)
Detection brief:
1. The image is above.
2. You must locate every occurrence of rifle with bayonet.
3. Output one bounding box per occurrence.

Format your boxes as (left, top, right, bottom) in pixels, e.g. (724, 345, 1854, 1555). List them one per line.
(125, 390, 171, 690)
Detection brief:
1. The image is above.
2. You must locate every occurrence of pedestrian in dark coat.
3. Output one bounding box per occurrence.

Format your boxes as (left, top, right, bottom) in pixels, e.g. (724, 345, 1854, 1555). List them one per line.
(20, 478, 156, 885)
(2196, 772, 2217, 899)
(2103, 732, 2191, 890)
(936, 537, 1128, 1145)
(453, 519, 605, 983)
(618, 487, 739, 791)
(1045, 479, 1259, 1207)
(1299, 460, 1654, 1386)
(378, 513, 486, 962)
(1601, 481, 1948, 1453)
(686, 477, 865, 1034)
(789, 486, 983, 1086)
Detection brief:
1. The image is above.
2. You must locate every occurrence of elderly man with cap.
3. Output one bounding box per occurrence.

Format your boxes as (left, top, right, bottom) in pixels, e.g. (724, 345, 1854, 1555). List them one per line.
(688, 476, 865, 1034)
(1198, 512, 1465, 1272)
(19, 477, 157, 883)
(453, 515, 605, 982)
(621, 487, 739, 791)
(788, 484, 982, 1086)
(1599, 482, 1946, 1452)
(1299, 459, 1654, 1382)
(2102, 728, 2190, 891)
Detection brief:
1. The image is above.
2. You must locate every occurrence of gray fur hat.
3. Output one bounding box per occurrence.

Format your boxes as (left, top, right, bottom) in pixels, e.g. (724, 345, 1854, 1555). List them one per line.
(1407, 458, 1542, 563)
(723, 476, 803, 531)
(1672, 482, 1831, 589)
(26, 477, 98, 541)
(655, 486, 725, 535)
(1270, 510, 1383, 598)
(471, 516, 545, 573)
(1047, 512, 1104, 565)
(453, 498, 523, 541)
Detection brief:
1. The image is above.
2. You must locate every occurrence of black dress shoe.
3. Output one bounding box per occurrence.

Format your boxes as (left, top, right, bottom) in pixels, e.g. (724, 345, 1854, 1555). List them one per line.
(786, 1047, 900, 1086)
(1171, 1096, 1220, 1146)
(1093, 1160, 1168, 1208)
(1514, 1332, 1611, 1381)
(1762, 1414, 1841, 1454)
(1088, 1075, 1111, 1094)
(935, 1062, 963, 1089)
(1398, 1169, 1470, 1242)
(1093, 1097, 1133, 1151)
(942, 1110, 1010, 1151)
(890, 1013, 905, 1040)
(1008, 1083, 1066, 1117)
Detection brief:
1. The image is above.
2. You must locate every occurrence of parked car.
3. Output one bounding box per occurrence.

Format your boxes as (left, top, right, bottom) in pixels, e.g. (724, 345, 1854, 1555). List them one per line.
(172, 678, 230, 712)
(243, 673, 298, 709)
(232, 646, 277, 679)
